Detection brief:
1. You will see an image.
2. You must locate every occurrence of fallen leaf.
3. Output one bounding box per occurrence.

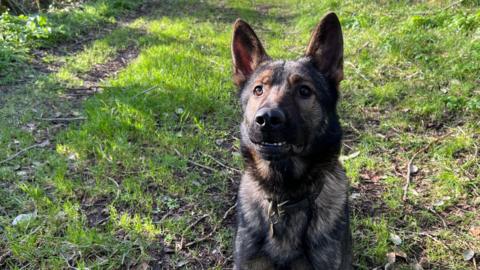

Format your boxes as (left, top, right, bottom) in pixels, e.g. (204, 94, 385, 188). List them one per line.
(390, 233, 402, 245)
(463, 249, 475, 261)
(359, 173, 370, 180)
(433, 200, 444, 207)
(39, 140, 50, 147)
(12, 212, 37, 226)
(349, 193, 361, 200)
(469, 226, 480, 239)
(386, 252, 396, 263)
(433, 196, 451, 207)
(16, 171, 28, 176)
(395, 251, 407, 260)
(176, 260, 188, 268)
(32, 161, 41, 167)
(339, 151, 360, 162)
(175, 108, 184, 115)
(410, 164, 419, 174)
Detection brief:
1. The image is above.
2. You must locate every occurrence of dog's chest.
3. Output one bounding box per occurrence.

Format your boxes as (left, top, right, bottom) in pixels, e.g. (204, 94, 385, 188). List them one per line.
(263, 208, 310, 260)
(241, 197, 312, 262)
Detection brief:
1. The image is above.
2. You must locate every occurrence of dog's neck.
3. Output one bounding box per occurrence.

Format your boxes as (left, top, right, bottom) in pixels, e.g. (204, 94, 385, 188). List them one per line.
(242, 148, 340, 202)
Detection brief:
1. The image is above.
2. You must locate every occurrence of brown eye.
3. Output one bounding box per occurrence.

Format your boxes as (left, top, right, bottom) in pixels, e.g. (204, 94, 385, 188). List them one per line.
(299, 86, 312, 98)
(253, 85, 263, 96)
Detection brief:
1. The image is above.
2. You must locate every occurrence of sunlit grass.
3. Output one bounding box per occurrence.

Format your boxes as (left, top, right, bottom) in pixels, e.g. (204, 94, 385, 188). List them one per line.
(0, 0, 479, 269)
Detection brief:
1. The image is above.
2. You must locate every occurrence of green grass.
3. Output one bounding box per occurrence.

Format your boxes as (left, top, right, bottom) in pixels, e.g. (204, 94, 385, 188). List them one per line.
(0, 0, 144, 85)
(1, 0, 479, 269)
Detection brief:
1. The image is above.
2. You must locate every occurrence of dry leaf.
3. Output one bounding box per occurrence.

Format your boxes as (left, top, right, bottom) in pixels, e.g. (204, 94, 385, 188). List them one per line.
(390, 233, 402, 245)
(410, 164, 419, 174)
(175, 108, 184, 114)
(386, 252, 396, 264)
(176, 260, 188, 268)
(12, 212, 37, 226)
(469, 226, 480, 239)
(339, 151, 360, 162)
(350, 192, 361, 200)
(463, 249, 475, 261)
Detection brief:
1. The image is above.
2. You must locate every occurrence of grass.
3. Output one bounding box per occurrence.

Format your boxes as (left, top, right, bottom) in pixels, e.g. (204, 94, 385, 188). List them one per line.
(0, 0, 144, 85)
(1, 0, 479, 269)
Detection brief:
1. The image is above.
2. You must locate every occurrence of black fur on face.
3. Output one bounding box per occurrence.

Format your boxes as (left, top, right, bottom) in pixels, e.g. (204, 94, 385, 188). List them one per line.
(231, 13, 344, 190)
(239, 59, 341, 155)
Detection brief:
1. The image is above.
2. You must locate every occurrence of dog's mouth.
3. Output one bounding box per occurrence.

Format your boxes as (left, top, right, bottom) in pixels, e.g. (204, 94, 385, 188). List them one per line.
(250, 139, 304, 159)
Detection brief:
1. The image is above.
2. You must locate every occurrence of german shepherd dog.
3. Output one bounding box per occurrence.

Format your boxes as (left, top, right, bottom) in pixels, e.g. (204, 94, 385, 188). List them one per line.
(231, 12, 352, 270)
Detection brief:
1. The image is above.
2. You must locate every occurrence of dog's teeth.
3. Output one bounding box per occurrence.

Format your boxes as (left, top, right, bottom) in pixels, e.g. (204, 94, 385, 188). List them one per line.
(293, 145, 303, 153)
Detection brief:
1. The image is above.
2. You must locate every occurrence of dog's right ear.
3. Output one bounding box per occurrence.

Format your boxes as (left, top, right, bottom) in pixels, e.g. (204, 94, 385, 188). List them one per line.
(231, 19, 270, 87)
(305, 12, 344, 87)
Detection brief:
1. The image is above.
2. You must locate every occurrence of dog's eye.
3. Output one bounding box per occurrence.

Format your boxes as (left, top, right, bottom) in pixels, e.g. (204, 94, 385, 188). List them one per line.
(253, 85, 263, 96)
(298, 86, 312, 98)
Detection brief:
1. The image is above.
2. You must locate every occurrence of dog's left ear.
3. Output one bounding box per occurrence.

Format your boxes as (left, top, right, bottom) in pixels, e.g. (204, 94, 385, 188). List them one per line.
(231, 19, 270, 87)
(305, 12, 344, 86)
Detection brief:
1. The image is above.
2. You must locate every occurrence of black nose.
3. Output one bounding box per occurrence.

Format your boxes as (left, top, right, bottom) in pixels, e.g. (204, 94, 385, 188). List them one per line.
(255, 108, 286, 129)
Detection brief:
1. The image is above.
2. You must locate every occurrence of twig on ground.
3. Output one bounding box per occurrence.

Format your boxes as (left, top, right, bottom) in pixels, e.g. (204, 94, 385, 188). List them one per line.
(201, 151, 241, 173)
(222, 203, 237, 220)
(0, 250, 12, 266)
(132, 85, 159, 98)
(0, 140, 50, 165)
(184, 214, 210, 234)
(342, 142, 353, 151)
(173, 148, 217, 172)
(66, 86, 100, 91)
(178, 214, 210, 250)
(106, 176, 121, 201)
(402, 132, 453, 202)
(427, 207, 448, 228)
(37, 117, 86, 122)
(221, 255, 234, 267)
(418, 231, 455, 252)
(158, 208, 175, 223)
(184, 203, 236, 248)
(346, 121, 362, 135)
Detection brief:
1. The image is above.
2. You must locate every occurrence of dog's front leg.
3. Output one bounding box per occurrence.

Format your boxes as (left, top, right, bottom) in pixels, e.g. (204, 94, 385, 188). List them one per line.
(234, 225, 274, 270)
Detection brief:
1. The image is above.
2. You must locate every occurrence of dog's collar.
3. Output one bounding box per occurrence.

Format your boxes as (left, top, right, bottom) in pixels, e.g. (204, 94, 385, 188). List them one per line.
(266, 192, 320, 238)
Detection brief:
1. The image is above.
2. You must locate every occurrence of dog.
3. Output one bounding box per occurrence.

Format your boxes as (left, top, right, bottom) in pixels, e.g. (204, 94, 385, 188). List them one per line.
(231, 12, 352, 270)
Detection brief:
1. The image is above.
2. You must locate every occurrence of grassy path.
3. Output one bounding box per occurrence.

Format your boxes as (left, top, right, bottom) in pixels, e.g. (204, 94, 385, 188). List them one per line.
(1, 1, 479, 269)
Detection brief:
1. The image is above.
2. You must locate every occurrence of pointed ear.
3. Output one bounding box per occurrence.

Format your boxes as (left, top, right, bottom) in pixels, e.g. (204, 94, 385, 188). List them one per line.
(231, 19, 270, 87)
(305, 12, 344, 86)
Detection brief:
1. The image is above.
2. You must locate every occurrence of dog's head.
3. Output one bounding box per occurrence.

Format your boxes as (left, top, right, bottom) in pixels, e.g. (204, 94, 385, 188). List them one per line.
(232, 13, 344, 164)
